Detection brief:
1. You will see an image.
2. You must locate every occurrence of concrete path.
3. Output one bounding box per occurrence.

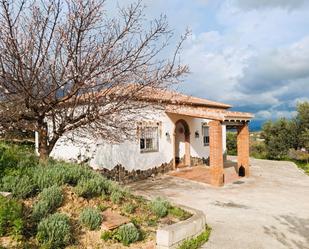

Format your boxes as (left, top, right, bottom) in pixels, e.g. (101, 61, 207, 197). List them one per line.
(129, 158, 309, 249)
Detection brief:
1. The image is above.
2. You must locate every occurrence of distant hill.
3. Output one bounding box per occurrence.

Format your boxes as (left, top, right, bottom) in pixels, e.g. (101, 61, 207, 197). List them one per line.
(249, 120, 264, 132)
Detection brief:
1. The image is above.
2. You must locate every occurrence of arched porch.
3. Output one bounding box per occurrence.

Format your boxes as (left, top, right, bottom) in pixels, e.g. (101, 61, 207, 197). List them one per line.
(166, 105, 252, 187)
(173, 119, 191, 169)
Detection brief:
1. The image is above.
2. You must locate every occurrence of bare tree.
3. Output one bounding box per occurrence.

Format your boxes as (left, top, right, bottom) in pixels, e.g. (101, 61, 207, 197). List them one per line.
(0, 0, 188, 159)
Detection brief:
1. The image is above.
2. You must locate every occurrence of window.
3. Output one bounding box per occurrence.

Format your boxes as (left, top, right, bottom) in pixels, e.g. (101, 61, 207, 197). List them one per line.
(202, 126, 209, 146)
(140, 127, 159, 153)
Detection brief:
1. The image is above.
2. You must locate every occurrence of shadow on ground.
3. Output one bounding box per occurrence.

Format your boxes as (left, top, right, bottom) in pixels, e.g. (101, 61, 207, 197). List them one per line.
(263, 215, 309, 249)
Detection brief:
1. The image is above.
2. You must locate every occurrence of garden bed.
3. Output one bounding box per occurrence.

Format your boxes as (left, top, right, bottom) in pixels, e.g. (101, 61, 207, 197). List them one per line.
(0, 142, 192, 248)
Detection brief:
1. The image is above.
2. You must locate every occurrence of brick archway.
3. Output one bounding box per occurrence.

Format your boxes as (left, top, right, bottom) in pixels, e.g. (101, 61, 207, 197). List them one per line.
(174, 119, 190, 169)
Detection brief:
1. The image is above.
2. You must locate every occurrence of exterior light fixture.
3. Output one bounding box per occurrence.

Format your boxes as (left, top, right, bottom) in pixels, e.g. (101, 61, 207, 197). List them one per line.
(195, 131, 199, 138)
(165, 132, 171, 139)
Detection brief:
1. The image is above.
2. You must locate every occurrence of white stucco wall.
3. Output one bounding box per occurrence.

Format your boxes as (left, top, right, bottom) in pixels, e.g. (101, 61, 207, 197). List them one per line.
(49, 107, 227, 171)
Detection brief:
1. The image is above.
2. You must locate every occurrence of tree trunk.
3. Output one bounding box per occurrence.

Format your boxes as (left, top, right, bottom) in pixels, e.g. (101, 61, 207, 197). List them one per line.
(38, 119, 49, 161)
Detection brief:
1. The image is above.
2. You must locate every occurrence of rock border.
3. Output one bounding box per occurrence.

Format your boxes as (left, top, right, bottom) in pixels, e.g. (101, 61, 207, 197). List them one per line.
(156, 205, 206, 249)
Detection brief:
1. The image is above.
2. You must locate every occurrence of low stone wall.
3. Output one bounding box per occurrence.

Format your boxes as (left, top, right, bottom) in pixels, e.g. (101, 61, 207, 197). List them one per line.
(98, 156, 209, 184)
(98, 161, 173, 184)
(190, 156, 209, 166)
(156, 205, 206, 249)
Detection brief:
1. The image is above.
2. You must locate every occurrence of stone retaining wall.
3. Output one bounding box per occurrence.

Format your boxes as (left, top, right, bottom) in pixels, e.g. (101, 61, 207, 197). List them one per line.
(98, 161, 173, 184)
(156, 205, 207, 249)
(190, 156, 209, 166)
(98, 156, 209, 184)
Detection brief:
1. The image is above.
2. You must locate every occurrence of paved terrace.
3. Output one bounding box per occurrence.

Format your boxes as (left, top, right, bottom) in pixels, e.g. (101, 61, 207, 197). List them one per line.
(130, 158, 309, 249)
(168, 159, 240, 185)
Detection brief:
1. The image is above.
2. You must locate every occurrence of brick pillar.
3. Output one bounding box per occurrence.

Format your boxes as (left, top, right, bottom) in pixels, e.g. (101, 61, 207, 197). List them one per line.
(237, 123, 250, 177)
(209, 120, 224, 186)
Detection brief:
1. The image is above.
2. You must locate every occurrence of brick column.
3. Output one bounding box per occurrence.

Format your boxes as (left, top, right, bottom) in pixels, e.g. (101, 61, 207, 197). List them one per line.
(209, 120, 224, 186)
(237, 123, 250, 177)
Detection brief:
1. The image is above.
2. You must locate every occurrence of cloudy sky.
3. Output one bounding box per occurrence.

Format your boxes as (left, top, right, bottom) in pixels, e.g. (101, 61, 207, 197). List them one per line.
(114, 0, 309, 128)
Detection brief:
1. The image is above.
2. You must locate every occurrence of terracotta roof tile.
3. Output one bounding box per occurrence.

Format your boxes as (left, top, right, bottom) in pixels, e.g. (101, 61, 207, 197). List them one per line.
(102, 84, 232, 109)
(166, 105, 254, 121)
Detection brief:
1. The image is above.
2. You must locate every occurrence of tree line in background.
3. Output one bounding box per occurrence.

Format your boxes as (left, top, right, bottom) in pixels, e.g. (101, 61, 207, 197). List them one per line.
(227, 102, 309, 164)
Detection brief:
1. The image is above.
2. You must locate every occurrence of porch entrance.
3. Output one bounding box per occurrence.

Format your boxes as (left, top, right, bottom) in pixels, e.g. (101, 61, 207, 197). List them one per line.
(174, 119, 190, 168)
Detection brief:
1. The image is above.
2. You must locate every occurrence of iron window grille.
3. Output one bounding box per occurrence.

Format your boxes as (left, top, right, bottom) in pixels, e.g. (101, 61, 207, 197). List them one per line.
(140, 127, 159, 153)
(202, 125, 209, 146)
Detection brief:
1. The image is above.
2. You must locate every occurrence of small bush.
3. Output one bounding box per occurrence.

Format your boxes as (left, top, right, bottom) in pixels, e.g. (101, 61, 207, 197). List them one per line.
(146, 218, 158, 227)
(250, 141, 267, 159)
(110, 190, 124, 204)
(130, 217, 142, 227)
(32, 201, 51, 222)
(36, 213, 71, 249)
(48, 162, 95, 186)
(0, 196, 24, 239)
(178, 226, 211, 249)
(150, 197, 170, 218)
(39, 186, 63, 207)
(226, 132, 237, 155)
(79, 207, 102, 230)
(0, 142, 38, 178)
(114, 223, 140, 246)
(101, 230, 113, 241)
(32, 167, 64, 190)
(74, 177, 107, 198)
(122, 203, 136, 214)
(32, 186, 63, 221)
(168, 206, 192, 221)
(1, 175, 35, 199)
(97, 203, 109, 212)
(288, 148, 309, 162)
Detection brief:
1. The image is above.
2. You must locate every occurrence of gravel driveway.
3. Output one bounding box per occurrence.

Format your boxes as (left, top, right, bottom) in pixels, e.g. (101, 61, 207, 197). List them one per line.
(130, 158, 309, 249)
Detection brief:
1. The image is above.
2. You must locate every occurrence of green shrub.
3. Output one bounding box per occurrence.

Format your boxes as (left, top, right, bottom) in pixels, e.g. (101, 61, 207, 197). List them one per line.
(0, 196, 24, 239)
(32, 201, 51, 222)
(122, 203, 136, 214)
(32, 186, 63, 221)
(74, 177, 108, 198)
(101, 230, 113, 241)
(146, 217, 158, 227)
(36, 213, 71, 249)
(114, 223, 140, 246)
(250, 141, 267, 159)
(168, 206, 192, 221)
(97, 203, 109, 212)
(110, 190, 124, 204)
(150, 197, 170, 218)
(130, 217, 142, 227)
(79, 207, 102, 230)
(0, 142, 38, 178)
(178, 226, 211, 249)
(1, 175, 35, 199)
(226, 132, 237, 155)
(39, 186, 63, 207)
(32, 167, 63, 190)
(48, 162, 95, 186)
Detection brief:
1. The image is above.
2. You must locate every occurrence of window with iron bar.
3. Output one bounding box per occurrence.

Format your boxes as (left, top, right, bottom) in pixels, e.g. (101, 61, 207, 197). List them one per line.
(202, 125, 209, 146)
(140, 127, 159, 153)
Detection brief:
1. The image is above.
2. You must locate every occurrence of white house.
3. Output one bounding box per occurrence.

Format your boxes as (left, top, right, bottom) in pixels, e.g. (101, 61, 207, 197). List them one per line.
(48, 87, 253, 186)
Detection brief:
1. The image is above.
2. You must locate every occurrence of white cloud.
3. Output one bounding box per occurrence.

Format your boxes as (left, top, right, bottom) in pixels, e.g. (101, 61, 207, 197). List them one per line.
(233, 0, 307, 11)
(255, 110, 297, 120)
(238, 36, 309, 94)
(112, 0, 309, 123)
